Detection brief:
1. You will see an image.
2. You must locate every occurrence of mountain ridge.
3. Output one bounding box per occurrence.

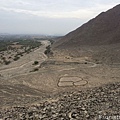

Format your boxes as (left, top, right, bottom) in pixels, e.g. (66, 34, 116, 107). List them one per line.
(53, 4, 120, 49)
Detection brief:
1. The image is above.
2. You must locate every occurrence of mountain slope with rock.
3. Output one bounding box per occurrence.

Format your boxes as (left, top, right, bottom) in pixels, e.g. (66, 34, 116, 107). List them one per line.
(52, 4, 120, 64)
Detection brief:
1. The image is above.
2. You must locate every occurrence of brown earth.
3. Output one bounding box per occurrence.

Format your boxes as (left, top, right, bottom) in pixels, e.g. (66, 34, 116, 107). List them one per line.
(52, 4, 120, 64)
(0, 39, 119, 109)
(0, 5, 120, 119)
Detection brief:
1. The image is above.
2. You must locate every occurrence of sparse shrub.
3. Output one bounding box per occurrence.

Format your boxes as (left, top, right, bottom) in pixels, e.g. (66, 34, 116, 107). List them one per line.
(34, 68, 39, 71)
(33, 61, 39, 65)
(1, 57, 5, 60)
(44, 45, 53, 56)
(4, 60, 11, 65)
(13, 56, 20, 61)
(49, 39, 54, 44)
(30, 68, 39, 72)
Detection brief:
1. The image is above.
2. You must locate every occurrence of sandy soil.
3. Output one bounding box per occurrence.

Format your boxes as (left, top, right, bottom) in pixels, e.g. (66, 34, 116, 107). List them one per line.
(0, 40, 120, 108)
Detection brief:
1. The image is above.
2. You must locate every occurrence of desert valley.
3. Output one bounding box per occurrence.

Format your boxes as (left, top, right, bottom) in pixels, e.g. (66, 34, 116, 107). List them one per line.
(0, 4, 120, 120)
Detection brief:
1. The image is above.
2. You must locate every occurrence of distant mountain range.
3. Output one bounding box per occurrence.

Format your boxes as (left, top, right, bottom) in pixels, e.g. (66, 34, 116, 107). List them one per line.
(52, 4, 120, 64)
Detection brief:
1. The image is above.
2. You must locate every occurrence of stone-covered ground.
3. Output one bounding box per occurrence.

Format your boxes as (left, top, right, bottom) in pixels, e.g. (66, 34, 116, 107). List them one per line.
(0, 82, 119, 120)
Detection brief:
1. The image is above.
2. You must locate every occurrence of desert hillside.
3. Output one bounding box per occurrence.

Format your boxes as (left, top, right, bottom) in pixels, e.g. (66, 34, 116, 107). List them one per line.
(0, 4, 120, 120)
(52, 4, 120, 64)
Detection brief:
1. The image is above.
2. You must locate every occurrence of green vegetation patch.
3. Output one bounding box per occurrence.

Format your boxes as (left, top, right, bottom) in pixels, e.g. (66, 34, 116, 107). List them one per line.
(44, 45, 53, 56)
(0, 41, 12, 52)
(17, 40, 42, 49)
(0, 39, 42, 52)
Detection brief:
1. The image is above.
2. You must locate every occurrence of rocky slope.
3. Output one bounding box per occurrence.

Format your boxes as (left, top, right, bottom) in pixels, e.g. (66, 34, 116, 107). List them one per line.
(53, 4, 120, 47)
(0, 82, 119, 120)
(52, 4, 120, 64)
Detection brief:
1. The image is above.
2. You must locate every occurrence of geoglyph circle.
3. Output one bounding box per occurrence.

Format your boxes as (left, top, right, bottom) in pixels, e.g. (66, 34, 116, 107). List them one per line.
(58, 76, 88, 87)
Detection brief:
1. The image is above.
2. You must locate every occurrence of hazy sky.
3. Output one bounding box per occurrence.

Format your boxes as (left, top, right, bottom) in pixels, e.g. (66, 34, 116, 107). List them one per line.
(0, 0, 119, 35)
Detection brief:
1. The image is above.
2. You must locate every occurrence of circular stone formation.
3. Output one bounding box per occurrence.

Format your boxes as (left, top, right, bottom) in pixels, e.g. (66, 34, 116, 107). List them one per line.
(58, 76, 87, 87)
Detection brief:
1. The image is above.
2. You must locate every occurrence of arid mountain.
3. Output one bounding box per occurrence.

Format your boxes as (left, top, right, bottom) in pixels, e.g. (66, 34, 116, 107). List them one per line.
(52, 4, 120, 64)
(53, 4, 120, 47)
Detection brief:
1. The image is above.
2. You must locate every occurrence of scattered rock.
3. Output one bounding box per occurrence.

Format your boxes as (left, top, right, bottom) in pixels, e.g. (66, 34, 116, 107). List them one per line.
(0, 82, 119, 120)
